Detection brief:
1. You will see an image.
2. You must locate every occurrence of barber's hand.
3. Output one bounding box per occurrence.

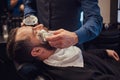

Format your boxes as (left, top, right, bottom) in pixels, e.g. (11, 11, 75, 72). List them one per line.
(106, 49, 120, 61)
(46, 29, 78, 48)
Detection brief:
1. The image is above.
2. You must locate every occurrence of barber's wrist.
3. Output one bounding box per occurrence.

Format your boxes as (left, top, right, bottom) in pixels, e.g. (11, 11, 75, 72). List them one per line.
(73, 32, 78, 45)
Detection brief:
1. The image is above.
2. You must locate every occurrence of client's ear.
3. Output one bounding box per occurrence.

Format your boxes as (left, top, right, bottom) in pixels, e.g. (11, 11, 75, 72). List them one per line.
(31, 47, 43, 57)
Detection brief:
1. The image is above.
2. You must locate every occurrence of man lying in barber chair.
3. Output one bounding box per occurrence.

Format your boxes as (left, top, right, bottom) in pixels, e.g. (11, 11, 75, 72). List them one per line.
(7, 24, 120, 80)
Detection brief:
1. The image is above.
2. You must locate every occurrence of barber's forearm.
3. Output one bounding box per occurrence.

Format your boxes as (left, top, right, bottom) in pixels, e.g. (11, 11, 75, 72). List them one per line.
(76, 0, 103, 44)
(75, 16, 103, 44)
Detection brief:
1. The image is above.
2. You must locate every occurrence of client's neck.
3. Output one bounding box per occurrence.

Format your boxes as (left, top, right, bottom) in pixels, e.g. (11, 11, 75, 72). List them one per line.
(40, 49, 56, 60)
(47, 49, 56, 57)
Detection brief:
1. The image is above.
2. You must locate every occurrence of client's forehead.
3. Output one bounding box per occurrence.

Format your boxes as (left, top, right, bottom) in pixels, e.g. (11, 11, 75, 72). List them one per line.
(15, 27, 32, 41)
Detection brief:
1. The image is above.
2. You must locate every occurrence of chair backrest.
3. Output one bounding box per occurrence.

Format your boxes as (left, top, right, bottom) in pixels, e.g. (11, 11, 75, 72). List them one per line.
(17, 63, 53, 80)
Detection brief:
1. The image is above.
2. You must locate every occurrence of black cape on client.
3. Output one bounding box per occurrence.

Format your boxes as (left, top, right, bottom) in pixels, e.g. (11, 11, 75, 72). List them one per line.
(19, 49, 120, 80)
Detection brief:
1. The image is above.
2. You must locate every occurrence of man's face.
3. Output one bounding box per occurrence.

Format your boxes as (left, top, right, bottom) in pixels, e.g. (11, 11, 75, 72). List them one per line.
(14, 25, 55, 60)
(16, 25, 44, 45)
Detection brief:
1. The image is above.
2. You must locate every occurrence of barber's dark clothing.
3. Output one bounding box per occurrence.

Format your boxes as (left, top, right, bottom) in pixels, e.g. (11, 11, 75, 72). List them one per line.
(19, 50, 120, 80)
(23, 0, 103, 44)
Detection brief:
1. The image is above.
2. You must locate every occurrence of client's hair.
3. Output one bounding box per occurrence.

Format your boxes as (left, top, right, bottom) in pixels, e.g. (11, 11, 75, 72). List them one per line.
(7, 27, 56, 64)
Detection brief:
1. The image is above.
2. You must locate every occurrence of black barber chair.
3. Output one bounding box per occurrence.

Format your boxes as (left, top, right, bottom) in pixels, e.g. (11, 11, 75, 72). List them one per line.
(0, 42, 24, 80)
(0, 36, 49, 80)
(17, 63, 52, 80)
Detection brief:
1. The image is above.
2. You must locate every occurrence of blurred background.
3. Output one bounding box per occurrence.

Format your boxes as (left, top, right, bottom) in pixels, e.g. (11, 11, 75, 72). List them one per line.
(0, 0, 24, 79)
(0, 0, 23, 41)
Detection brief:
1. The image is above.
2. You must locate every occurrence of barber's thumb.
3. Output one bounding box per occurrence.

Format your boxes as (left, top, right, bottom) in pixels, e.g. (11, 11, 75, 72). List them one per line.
(52, 29, 64, 35)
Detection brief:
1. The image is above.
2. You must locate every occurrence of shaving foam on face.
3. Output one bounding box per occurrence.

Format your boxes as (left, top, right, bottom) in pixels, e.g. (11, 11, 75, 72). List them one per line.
(37, 29, 53, 42)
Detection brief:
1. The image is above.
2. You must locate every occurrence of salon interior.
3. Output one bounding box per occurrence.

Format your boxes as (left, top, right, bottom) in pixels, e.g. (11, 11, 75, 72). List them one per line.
(0, 0, 120, 80)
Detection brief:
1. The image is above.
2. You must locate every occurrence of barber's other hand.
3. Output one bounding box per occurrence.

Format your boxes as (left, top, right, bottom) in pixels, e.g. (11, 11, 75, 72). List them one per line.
(106, 49, 120, 61)
(46, 29, 78, 48)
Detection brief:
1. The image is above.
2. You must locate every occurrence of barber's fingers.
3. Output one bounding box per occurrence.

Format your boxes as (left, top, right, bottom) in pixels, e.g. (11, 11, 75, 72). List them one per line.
(46, 29, 78, 48)
(53, 29, 64, 34)
(46, 29, 64, 41)
(48, 38, 71, 48)
(46, 33, 62, 42)
(47, 34, 66, 48)
(49, 40, 65, 49)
